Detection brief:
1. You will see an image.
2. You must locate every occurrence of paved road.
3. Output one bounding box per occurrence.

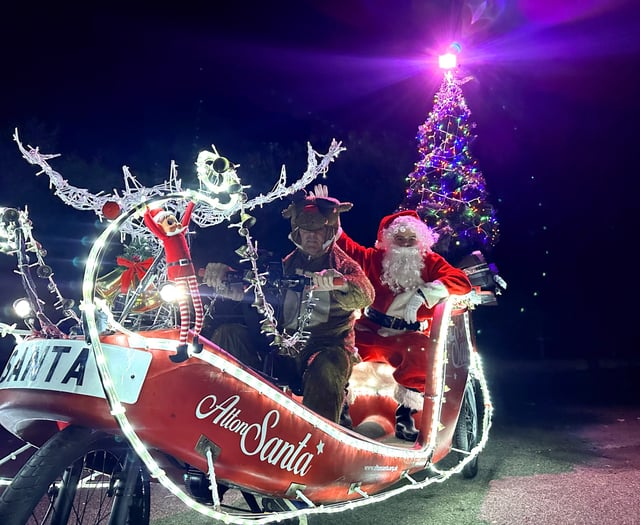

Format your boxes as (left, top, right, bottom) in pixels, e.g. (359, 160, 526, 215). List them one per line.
(2, 357, 639, 524)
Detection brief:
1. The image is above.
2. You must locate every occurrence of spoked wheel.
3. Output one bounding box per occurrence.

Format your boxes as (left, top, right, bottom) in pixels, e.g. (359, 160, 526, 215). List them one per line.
(260, 496, 308, 525)
(0, 425, 150, 525)
(452, 378, 480, 479)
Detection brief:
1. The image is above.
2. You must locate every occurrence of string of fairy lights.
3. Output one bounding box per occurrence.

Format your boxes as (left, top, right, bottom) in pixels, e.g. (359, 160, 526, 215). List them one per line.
(232, 226, 317, 356)
(9, 132, 347, 354)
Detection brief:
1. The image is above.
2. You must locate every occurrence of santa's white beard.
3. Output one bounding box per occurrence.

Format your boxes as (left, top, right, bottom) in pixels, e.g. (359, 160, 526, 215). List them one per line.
(381, 246, 424, 293)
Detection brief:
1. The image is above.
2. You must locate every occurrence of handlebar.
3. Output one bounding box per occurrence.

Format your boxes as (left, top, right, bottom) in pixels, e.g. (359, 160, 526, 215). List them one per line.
(197, 268, 344, 288)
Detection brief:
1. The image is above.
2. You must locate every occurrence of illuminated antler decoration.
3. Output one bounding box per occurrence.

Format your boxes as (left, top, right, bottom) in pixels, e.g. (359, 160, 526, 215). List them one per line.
(14, 128, 345, 236)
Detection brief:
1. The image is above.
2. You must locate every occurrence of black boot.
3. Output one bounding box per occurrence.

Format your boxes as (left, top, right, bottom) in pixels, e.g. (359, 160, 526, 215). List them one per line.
(395, 404, 419, 441)
(192, 335, 203, 354)
(170, 344, 189, 363)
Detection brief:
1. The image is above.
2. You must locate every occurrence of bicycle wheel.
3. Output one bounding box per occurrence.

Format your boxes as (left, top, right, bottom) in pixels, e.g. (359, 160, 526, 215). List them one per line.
(0, 425, 150, 525)
(452, 378, 480, 479)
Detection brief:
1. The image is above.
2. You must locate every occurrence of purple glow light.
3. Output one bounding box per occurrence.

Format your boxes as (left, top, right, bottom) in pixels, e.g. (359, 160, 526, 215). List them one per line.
(518, 0, 624, 25)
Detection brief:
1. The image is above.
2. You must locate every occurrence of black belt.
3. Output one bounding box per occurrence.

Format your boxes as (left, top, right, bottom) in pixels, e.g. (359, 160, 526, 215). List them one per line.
(364, 307, 421, 331)
(167, 258, 192, 267)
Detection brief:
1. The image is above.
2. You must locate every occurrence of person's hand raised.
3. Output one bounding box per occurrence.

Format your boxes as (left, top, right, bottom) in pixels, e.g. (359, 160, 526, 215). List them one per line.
(310, 184, 329, 199)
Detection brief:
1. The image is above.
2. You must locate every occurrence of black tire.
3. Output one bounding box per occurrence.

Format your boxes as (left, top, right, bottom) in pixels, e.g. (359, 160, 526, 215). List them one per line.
(453, 378, 480, 479)
(473, 377, 485, 441)
(0, 425, 150, 525)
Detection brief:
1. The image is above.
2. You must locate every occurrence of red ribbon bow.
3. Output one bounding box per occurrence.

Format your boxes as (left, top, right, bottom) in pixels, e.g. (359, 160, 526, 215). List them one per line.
(116, 256, 153, 292)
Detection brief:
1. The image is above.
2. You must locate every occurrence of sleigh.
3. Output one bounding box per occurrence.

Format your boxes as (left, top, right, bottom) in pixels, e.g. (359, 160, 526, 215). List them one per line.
(0, 212, 494, 525)
(0, 139, 497, 524)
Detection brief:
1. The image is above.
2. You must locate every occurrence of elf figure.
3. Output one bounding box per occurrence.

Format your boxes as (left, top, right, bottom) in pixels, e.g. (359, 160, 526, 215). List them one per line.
(144, 202, 204, 363)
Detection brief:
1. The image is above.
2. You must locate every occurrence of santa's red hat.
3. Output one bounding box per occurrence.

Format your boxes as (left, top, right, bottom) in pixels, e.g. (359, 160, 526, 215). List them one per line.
(376, 210, 420, 243)
(375, 210, 438, 251)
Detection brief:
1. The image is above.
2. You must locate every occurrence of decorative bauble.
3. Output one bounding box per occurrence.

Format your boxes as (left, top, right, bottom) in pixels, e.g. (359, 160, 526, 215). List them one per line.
(102, 201, 121, 220)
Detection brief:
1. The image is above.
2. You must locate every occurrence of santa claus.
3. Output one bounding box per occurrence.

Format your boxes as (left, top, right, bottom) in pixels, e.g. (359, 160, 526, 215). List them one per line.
(325, 191, 472, 441)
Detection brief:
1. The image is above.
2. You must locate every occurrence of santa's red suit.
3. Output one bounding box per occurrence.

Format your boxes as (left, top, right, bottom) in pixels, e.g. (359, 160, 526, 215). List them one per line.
(337, 210, 472, 407)
(144, 202, 203, 358)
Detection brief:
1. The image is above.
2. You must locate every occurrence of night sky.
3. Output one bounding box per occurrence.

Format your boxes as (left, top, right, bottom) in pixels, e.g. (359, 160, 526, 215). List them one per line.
(1, 0, 639, 362)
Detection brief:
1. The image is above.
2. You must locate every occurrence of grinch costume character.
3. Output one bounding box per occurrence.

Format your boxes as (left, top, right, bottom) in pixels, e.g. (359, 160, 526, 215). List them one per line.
(144, 202, 204, 363)
(336, 208, 472, 440)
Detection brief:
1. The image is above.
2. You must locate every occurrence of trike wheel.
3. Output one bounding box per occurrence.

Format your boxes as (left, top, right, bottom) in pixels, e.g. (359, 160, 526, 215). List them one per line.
(453, 378, 480, 479)
(0, 425, 150, 525)
(260, 496, 308, 525)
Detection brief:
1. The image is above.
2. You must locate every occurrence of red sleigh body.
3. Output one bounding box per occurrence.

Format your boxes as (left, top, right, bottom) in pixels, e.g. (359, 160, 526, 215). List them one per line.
(0, 295, 486, 507)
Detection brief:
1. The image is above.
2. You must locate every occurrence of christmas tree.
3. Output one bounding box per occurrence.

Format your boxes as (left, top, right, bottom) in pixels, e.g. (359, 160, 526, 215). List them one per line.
(398, 56, 500, 266)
